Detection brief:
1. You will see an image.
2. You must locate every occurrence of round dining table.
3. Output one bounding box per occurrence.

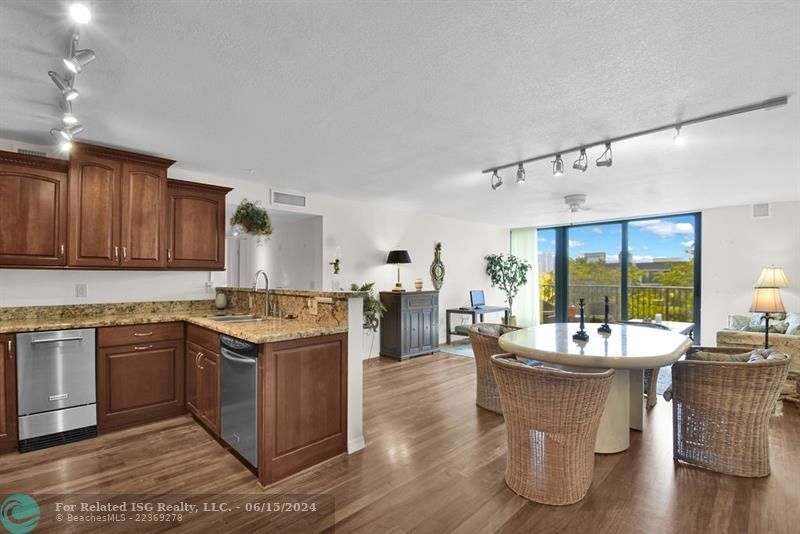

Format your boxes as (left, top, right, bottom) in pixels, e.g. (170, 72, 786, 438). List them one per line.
(498, 322, 693, 453)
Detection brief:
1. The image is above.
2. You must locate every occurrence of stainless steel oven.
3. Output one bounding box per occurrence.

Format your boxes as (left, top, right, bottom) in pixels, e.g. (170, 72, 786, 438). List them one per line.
(16, 328, 97, 452)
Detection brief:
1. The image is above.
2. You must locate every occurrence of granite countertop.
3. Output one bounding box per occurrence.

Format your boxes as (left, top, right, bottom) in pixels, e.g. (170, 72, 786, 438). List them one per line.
(0, 312, 347, 344)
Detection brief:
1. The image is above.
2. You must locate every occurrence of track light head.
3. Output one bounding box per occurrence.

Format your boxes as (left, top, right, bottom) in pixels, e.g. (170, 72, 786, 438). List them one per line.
(673, 126, 684, 146)
(63, 33, 95, 73)
(572, 149, 588, 172)
(64, 48, 96, 73)
(50, 125, 84, 142)
(516, 163, 526, 184)
(552, 154, 564, 176)
(48, 71, 79, 100)
(59, 99, 78, 124)
(596, 143, 613, 167)
(490, 170, 503, 191)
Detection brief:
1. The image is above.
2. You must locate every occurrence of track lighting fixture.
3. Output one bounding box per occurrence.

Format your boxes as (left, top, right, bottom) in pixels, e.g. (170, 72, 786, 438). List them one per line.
(50, 125, 84, 141)
(673, 126, 684, 146)
(516, 163, 526, 184)
(63, 33, 96, 74)
(69, 3, 92, 24)
(595, 143, 613, 167)
(552, 155, 564, 176)
(481, 96, 789, 189)
(48, 71, 79, 101)
(59, 99, 78, 124)
(490, 170, 503, 191)
(572, 149, 588, 172)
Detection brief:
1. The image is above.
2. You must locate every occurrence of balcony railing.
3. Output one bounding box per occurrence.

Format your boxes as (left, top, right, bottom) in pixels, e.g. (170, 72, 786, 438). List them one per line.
(539, 283, 694, 323)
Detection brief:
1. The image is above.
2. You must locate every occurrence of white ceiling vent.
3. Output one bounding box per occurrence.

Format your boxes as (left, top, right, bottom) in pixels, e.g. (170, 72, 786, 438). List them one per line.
(271, 189, 307, 208)
(752, 203, 770, 219)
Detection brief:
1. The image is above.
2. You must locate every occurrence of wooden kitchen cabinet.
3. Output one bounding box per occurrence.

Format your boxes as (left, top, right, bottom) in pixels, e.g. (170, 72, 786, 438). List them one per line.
(0, 151, 68, 267)
(0, 335, 18, 454)
(68, 143, 174, 269)
(166, 179, 231, 270)
(259, 333, 348, 485)
(186, 325, 221, 436)
(96, 323, 185, 431)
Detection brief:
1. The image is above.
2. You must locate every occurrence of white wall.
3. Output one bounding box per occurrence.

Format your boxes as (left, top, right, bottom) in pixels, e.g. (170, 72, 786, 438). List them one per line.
(700, 200, 800, 345)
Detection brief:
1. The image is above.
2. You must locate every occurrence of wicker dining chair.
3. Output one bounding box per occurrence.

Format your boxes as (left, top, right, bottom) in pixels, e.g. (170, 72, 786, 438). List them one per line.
(468, 323, 522, 414)
(491, 354, 615, 505)
(672, 346, 790, 477)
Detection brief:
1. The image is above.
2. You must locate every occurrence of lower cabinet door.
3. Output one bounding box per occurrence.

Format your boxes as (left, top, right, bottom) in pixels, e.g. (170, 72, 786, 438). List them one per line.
(197, 352, 220, 436)
(185, 341, 201, 417)
(97, 340, 185, 431)
(0, 335, 17, 453)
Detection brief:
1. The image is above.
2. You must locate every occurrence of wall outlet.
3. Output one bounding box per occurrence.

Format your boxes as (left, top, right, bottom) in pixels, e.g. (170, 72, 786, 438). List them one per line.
(308, 298, 318, 316)
(205, 280, 215, 293)
(75, 283, 88, 298)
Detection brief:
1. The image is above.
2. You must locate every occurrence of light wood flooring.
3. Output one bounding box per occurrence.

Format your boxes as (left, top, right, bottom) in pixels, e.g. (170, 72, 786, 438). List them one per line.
(1, 353, 798, 533)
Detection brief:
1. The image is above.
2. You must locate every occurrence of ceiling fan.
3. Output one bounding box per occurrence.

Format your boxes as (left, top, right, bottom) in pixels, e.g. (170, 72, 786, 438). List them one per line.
(564, 194, 590, 213)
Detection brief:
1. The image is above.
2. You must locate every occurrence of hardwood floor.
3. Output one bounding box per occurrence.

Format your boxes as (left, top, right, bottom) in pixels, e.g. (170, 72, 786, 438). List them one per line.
(1, 353, 797, 533)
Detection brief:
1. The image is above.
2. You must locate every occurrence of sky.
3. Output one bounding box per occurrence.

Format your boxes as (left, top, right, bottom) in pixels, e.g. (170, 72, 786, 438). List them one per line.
(537, 214, 695, 265)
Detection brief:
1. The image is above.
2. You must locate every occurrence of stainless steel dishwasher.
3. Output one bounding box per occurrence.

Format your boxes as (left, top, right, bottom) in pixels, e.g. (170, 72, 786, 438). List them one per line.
(220, 335, 259, 467)
(16, 328, 97, 452)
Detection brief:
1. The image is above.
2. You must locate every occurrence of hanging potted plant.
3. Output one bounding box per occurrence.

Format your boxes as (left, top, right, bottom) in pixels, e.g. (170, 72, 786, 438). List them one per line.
(485, 253, 531, 325)
(230, 199, 272, 244)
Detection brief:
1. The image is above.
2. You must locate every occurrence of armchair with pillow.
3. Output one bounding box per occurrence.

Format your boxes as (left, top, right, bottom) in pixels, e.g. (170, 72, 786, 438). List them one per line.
(717, 312, 800, 404)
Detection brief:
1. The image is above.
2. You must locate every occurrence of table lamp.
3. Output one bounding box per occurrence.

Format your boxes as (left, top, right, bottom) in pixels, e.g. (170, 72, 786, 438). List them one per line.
(386, 250, 412, 292)
(749, 287, 785, 349)
(754, 266, 791, 289)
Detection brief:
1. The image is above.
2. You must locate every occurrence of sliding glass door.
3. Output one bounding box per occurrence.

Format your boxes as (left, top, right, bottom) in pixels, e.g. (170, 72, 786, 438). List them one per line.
(567, 223, 622, 323)
(534, 213, 701, 336)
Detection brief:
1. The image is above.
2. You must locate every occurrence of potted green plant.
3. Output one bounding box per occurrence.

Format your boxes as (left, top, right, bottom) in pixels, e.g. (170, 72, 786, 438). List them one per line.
(230, 199, 272, 240)
(350, 282, 387, 358)
(485, 253, 532, 324)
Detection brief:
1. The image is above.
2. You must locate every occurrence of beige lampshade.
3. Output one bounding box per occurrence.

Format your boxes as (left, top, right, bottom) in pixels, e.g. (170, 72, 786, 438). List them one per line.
(753, 266, 791, 288)
(749, 287, 786, 313)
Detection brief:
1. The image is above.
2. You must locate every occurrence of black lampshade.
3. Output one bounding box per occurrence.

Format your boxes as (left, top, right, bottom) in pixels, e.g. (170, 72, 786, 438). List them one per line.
(386, 250, 412, 264)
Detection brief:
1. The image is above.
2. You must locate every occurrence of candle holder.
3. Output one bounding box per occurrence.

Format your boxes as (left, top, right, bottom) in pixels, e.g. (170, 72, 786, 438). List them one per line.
(598, 295, 612, 334)
(573, 298, 590, 341)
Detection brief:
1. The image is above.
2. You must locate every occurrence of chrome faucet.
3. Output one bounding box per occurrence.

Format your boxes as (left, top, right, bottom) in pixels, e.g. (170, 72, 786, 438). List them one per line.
(253, 270, 271, 317)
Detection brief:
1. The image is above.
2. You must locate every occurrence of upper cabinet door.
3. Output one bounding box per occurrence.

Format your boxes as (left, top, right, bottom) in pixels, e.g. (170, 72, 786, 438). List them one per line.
(0, 154, 68, 266)
(167, 180, 230, 270)
(68, 153, 122, 267)
(120, 162, 167, 268)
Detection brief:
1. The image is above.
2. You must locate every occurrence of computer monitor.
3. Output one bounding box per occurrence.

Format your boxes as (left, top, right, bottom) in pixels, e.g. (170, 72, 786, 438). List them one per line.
(470, 289, 485, 308)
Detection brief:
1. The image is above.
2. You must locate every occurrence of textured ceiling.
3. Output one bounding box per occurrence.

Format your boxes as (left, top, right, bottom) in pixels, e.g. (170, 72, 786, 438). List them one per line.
(1, 0, 798, 227)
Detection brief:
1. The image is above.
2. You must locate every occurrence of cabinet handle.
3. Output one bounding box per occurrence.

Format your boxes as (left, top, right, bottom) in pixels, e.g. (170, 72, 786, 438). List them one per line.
(59, 243, 65, 258)
(122, 246, 127, 262)
(6, 339, 11, 358)
(114, 246, 119, 260)
(133, 345, 153, 350)
(196, 351, 203, 367)
(167, 247, 172, 263)
(133, 331, 153, 337)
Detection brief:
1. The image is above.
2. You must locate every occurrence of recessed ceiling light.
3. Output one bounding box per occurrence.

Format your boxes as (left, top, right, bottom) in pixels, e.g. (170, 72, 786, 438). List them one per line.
(69, 3, 92, 24)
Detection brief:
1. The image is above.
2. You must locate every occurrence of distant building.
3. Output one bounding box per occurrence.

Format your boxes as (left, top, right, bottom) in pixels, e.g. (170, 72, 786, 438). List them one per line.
(538, 251, 554, 273)
(584, 252, 606, 264)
